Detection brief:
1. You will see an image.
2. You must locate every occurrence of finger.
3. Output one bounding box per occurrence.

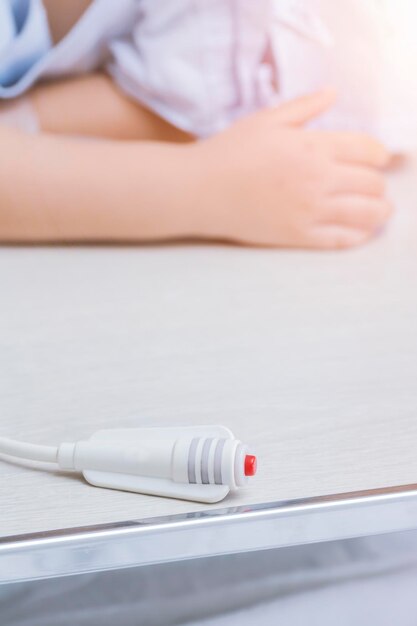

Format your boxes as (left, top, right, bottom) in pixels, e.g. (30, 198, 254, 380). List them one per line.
(272, 88, 336, 127)
(320, 196, 394, 230)
(306, 225, 374, 250)
(330, 165, 386, 197)
(326, 132, 391, 168)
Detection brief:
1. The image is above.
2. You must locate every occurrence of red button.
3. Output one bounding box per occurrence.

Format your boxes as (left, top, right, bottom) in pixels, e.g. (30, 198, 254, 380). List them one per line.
(244, 454, 257, 477)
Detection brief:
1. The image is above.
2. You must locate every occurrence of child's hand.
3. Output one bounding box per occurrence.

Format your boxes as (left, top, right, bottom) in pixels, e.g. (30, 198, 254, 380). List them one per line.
(194, 90, 392, 249)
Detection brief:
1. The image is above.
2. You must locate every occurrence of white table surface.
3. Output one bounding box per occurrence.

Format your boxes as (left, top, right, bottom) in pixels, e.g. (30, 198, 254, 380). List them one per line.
(1, 159, 417, 540)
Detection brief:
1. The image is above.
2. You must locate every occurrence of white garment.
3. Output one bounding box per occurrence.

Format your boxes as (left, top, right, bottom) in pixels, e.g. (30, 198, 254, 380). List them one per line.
(0, 1, 415, 148)
(107, 0, 416, 146)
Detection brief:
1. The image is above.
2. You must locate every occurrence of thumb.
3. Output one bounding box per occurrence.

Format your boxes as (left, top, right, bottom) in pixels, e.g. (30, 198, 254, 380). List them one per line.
(273, 89, 336, 127)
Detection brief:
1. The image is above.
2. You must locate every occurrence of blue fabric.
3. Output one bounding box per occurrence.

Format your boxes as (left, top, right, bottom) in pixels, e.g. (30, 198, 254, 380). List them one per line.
(0, 0, 51, 93)
(0, 0, 138, 100)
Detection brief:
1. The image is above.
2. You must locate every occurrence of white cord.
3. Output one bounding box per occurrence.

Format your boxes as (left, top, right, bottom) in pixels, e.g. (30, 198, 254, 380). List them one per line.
(0, 432, 256, 486)
(0, 437, 58, 464)
(0, 429, 257, 503)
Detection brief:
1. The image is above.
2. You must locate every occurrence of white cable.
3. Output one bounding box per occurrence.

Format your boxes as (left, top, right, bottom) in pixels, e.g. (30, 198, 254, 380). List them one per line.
(0, 427, 257, 504)
(0, 437, 57, 463)
(0, 432, 257, 485)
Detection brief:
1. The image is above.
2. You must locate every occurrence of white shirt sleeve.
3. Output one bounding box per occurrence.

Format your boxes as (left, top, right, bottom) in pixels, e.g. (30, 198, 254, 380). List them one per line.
(270, 0, 417, 151)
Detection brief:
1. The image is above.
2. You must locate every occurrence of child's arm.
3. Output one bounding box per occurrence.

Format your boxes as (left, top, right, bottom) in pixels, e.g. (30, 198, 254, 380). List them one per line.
(31, 73, 193, 142)
(8, 73, 193, 142)
(0, 90, 392, 248)
(0, 128, 196, 242)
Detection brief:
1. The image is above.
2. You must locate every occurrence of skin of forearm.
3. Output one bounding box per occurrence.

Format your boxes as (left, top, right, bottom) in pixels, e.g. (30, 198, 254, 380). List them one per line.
(30, 73, 194, 143)
(0, 128, 205, 242)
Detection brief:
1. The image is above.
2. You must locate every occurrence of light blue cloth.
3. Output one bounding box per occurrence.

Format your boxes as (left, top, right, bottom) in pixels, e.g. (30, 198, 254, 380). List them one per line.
(0, 0, 51, 94)
(0, 0, 138, 99)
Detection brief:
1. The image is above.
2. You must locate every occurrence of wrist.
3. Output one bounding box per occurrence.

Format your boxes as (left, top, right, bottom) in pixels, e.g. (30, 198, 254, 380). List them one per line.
(177, 141, 229, 242)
